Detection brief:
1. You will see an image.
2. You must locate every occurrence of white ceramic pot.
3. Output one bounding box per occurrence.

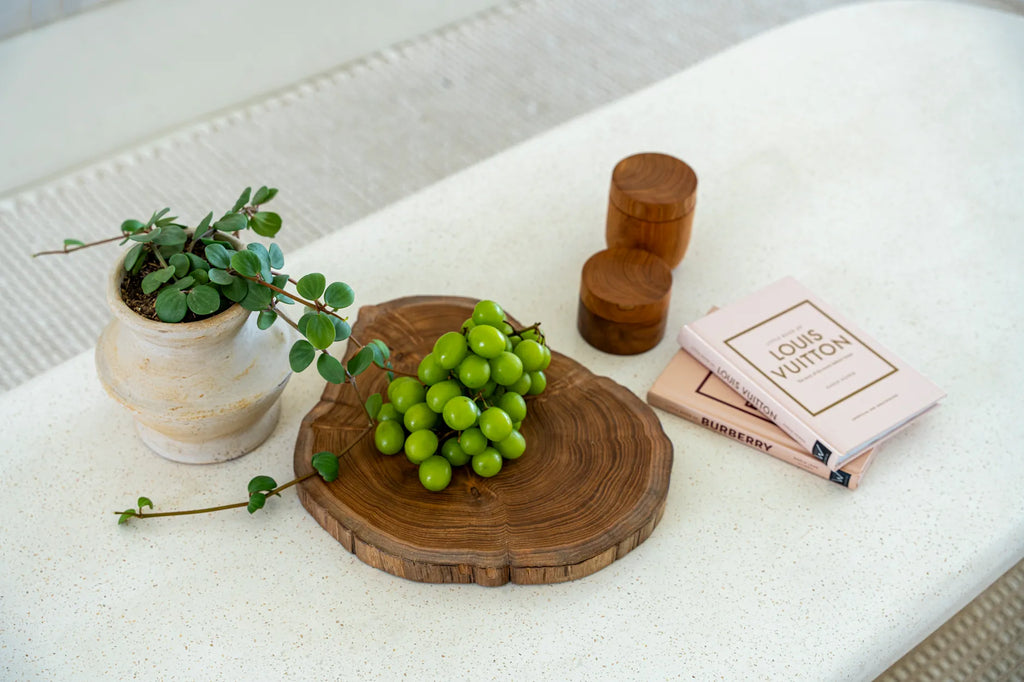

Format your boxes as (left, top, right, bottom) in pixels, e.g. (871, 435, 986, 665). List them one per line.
(95, 248, 292, 464)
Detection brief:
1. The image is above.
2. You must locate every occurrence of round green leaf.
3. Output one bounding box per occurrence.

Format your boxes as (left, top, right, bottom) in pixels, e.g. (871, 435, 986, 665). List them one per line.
(268, 243, 285, 269)
(205, 243, 231, 269)
(63, 238, 85, 247)
(257, 309, 277, 330)
(129, 227, 162, 243)
(230, 251, 260, 278)
(220, 276, 248, 302)
(311, 451, 339, 482)
(247, 475, 277, 495)
(305, 313, 336, 350)
(317, 353, 346, 384)
(141, 266, 176, 295)
(186, 252, 210, 272)
(169, 276, 195, 291)
(324, 282, 354, 309)
(232, 187, 252, 213)
(169, 253, 191, 277)
(208, 268, 235, 285)
(297, 311, 315, 337)
(331, 317, 351, 341)
(121, 219, 145, 233)
(195, 211, 213, 234)
(117, 510, 137, 525)
(250, 211, 282, 238)
(214, 213, 247, 232)
(289, 340, 315, 372)
(246, 243, 273, 281)
(191, 269, 210, 285)
(137, 496, 153, 510)
(296, 273, 326, 300)
(240, 280, 273, 312)
(123, 243, 145, 272)
(154, 225, 187, 246)
(154, 288, 187, 322)
(247, 492, 266, 514)
(347, 346, 375, 376)
(252, 186, 272, 205)
(186, 285, 221, 316)
(364, 392, 383, 420)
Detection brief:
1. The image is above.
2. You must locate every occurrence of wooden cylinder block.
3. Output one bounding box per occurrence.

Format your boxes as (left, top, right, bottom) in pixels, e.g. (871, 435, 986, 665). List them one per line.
(578, 248, 672, 355)
(606, 152, 698, 268)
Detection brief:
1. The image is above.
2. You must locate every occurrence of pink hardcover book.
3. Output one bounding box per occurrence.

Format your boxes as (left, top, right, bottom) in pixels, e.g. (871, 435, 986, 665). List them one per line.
(678, 277, 945, 471)
(648, 349, 878, 488)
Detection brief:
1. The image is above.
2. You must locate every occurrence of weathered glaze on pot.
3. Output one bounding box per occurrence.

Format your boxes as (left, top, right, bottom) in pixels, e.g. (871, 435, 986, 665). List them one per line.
(95, 251, 291, 464)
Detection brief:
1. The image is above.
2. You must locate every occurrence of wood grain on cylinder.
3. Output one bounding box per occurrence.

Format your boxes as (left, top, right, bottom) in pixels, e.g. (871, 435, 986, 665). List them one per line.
(606, 152, 697, 267)
(578, 248, 672, 354)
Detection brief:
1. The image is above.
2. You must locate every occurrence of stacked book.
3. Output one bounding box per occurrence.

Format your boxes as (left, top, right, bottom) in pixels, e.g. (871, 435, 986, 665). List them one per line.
(648, 277, 945, 489)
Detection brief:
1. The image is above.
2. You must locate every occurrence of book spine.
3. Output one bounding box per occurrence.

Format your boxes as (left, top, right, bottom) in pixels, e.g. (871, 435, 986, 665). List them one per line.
(678, 325, 845, 471)
(647, 391, 860, 488)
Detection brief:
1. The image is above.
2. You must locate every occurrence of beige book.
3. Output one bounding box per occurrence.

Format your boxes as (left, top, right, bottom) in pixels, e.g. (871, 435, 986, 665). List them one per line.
(648, 349, 877, 489)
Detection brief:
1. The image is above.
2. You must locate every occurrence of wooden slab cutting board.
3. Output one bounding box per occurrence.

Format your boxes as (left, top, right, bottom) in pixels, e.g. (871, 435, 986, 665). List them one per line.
(294, 296, 673, 586)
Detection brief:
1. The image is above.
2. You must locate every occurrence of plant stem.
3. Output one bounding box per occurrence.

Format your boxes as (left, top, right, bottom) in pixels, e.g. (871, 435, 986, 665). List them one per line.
(31, 234, 128, 258)
(151, 246, 169, 269)
(114, 425, 374, 520)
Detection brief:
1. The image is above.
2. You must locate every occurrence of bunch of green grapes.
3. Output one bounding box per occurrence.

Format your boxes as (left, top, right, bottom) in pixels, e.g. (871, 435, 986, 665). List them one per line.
(373, 300, 551, 492)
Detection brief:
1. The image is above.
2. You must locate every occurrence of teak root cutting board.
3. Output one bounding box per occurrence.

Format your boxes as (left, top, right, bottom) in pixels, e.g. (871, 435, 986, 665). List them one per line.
(294, 296, 673, 586)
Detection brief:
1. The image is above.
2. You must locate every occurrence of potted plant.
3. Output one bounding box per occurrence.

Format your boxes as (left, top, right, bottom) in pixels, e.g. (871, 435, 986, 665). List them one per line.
(34, 186, 390, 464)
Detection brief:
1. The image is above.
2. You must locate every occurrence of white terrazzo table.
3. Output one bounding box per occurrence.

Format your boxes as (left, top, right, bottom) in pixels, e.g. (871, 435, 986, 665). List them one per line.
(2, 2, 1023, 679)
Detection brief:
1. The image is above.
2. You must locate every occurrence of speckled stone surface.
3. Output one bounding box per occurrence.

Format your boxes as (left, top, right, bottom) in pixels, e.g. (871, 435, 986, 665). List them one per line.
(2, 2, 1022, 679)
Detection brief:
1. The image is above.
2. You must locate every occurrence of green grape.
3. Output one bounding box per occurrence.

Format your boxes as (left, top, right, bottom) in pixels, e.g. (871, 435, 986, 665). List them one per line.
(501, 322, 514, 336)
(377, 403, 400, 422)
(425, 380, 463, 413)
(479, 406, 513, 442)
(481, 379, 498, 398)
(433, 331, 468, 370)
(489, 351, 524, 386)
(417, 353, 448, 385)
(508, 334, 521, 347)
(456, 354, 490, 389)
(513, 420, 522, 431)
(495, 430, 526, 459)
(527, 370, 547, 395)
(418, 455, 452, 492)
(471, 448, 503, 477)
(459, 427, 488, 456)
(390, 378, 426, 414)
(508, 372, 531, 395)
(404, 429, 438, 464)
(374, 420, 405, 455)
(442, 395, 479, 431)
(441, 437, 471, 466)
(403, 402, 438, 432)
(467, 324, 506, 359)
(514, 339, 545, 372)
(461, 317, 476, 332)
(387, 376, 417, 403)
(538, 344, 552, 371)
(472, 300, 505, 327)
(497, 391, 527, 422)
